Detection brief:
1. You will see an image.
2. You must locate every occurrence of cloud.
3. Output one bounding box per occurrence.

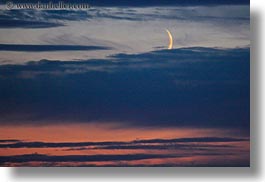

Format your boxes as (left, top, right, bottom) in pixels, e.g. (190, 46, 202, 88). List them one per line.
(0, 6, 249, 25)
(0, 139, 21, 143)
(0, 137, 247, 149)
(0, 147, 248, 166)
(0, 10, 65, 28)
(0, 44, 110, 52)
(0, 47, 250, 128)
(0, 136, 250, 166)
(69, 143, 233, 151)
(0, 153, 178, 164)
(0, 19, 63, 29)
(0, 5, 249, 64)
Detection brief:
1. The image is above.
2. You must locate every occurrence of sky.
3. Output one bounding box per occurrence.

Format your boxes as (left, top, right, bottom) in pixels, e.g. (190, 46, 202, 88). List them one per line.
(0, 0, 250, 167)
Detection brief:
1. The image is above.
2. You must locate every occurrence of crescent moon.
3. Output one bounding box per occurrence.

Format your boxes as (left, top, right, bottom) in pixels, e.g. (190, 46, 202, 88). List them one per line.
(166, 29, 173, 50)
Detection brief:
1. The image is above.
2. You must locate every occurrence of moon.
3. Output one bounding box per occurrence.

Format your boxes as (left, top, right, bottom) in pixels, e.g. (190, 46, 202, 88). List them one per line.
(166, 29, 173, 50)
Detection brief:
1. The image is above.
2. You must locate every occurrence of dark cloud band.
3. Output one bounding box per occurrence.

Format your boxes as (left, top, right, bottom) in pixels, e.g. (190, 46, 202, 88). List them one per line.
(0, 153, 177, 164)
(0, 44, 110, 52)
(0, 47, 250, 128)
(0, 137, 248, 149)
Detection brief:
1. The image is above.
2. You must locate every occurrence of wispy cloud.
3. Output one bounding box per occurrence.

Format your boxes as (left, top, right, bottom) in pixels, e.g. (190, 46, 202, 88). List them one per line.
(0, 139, 21, 143)
(0, 44, 110, 52)
(0, 153, 178, 164)
(0, 137, 247, 148)
(0, 136, 249, 167)
(0, 5, 250, 63)
(0, 19, 63, 29)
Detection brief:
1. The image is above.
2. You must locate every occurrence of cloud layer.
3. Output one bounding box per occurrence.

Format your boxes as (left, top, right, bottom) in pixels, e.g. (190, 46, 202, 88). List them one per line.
(0, 5, 249, 63)
(0, 136, 249, 167)
(0, 44, 110, 51)
(0, 137, 247, 148)
(0, 47, 250, 129)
